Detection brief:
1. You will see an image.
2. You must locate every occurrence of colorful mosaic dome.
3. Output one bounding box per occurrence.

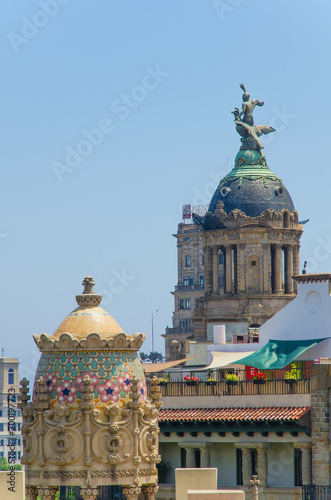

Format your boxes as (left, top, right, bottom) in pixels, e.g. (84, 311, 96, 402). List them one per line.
(33, 276, 147, 411)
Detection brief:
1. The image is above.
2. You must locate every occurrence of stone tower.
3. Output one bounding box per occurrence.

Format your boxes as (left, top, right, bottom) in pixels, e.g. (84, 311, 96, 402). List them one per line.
(164, 85, 303, 358)
(193, 85, 303, 342)
(20, 277, 161, 500)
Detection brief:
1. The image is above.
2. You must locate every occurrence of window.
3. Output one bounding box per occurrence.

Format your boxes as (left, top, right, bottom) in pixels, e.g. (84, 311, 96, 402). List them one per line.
(0, 424, 3, 432)
(0, 440, 3, 446)
(194, 449, 201, 468)
(17, 410, 20, 417)
(189, 276, 194, 286)
(17, 424, 21, 431)
(294, 449, 302, 486)
(202, 255, 205, 265)
(8, 439, 16, 445)
(236, 449, 243, 485)
(251, 450, 258, 477)
(0, 452, 3, 458)
(180, 448, 186, 468)
(219, 253, 224, 264)
(185, 237, 190, 241)
(8, 451, 16, 461)
(18, 451, 21, 460)
(200, 275, 204, 286)
(251, 261, 257, 266)
(196, 299, 199, 308)
(179, 299, 184, 310)
(8, 369, 14, 385)
(185, 319, 191, 328)
(0, 411, 2, 417)
(185, 256, 191, 266)
(17, 440, 21, 446)
(7, 423, 15, 432)
(180, 320, 185, 328)
(183, 277, 188, 286)
(185, 299, 191, 309)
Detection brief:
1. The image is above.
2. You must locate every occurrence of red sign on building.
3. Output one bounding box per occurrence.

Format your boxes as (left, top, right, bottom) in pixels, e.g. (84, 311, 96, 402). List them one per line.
(182, 204, 192, 220)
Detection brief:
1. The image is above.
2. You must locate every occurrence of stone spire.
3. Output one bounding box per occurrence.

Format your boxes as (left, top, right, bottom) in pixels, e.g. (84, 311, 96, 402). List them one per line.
(75, 276, 102, 306)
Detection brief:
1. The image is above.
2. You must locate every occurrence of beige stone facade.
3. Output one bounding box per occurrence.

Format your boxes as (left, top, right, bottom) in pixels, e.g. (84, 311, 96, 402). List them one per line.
(165, 207, 302, 361)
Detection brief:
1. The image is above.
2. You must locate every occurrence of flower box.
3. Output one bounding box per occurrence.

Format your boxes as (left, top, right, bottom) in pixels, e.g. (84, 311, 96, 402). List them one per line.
(185, 381, 197, 387)
(206, 381, 217, 386)
(253, 379, 266, 385)
(226, 380, 238, 386)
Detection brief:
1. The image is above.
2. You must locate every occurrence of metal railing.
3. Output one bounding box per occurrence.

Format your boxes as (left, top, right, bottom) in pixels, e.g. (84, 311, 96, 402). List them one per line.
(302, 485, 331, 500)
(146, 379, 310, 397)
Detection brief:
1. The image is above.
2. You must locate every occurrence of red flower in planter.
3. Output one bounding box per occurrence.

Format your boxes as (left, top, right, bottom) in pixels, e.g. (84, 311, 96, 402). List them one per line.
(253, 373, 267, 381)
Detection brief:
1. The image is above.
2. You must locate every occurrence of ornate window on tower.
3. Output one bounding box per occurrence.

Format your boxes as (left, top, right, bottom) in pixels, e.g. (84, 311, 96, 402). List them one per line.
(185, 256, 191, 266)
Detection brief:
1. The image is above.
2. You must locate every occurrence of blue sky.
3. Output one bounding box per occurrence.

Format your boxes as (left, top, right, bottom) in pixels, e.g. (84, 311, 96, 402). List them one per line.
(0, 0, 330, 380)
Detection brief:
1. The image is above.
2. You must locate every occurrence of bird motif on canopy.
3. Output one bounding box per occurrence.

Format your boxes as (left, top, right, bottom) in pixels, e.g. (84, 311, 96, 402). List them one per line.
(232, 83, 275, 150)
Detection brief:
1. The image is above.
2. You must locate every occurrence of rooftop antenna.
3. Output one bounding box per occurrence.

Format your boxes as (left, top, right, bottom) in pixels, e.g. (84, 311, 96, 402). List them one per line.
(1, 343, 4, 357)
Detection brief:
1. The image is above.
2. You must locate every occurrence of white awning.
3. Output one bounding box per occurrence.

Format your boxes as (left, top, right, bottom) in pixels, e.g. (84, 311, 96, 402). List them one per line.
(142, 354, 201, 373)
(204, 351, 255, 370)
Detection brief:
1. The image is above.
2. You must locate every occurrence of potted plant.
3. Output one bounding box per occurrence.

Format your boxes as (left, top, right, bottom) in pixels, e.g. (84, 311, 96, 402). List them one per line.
(284, 363, 301, 383)
(206, 370, 217, 386)
(253, 372, 267, 385)
(206, 376, 217, 386)
(159, 373, 170, 386)
(225, 372, 239, 386)
(184, 375, 200, 386)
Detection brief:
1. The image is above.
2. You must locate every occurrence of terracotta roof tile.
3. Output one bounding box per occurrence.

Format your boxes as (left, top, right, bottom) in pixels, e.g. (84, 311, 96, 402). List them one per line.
(159, 407, 310, 422)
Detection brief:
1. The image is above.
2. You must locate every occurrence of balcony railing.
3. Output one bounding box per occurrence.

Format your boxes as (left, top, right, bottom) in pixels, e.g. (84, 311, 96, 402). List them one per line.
(175, 284, 205, 291)
(302, 485, 330, 500)
(165, 327, 194, 335)
(146, 379, 310, 396)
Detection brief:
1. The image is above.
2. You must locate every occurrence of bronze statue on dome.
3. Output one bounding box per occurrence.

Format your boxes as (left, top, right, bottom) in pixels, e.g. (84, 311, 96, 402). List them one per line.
(232, 83, 275, 151)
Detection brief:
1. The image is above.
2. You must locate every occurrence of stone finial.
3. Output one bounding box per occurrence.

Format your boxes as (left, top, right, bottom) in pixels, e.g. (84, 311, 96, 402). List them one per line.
(19, 378, 30, 409)
(76, 276, 102, 306)
(250, 475, 260, 500)
(150, 377, 162, 410)
(34, 377, 50, 410)
(128, 378, 142, 410)
(80, 375, 95, 411)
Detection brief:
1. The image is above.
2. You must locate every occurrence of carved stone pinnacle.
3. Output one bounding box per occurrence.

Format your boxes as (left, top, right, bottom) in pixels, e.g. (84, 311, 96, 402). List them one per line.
(76, 276, 102, 306)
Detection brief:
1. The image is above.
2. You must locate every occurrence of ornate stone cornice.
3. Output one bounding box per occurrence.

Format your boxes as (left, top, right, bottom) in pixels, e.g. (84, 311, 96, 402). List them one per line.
(33, 332, 146, 352)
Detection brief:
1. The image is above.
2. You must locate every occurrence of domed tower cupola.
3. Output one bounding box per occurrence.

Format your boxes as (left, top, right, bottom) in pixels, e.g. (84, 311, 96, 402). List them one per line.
(19, 277, 162, 500)
(193, 84, 303, 340)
